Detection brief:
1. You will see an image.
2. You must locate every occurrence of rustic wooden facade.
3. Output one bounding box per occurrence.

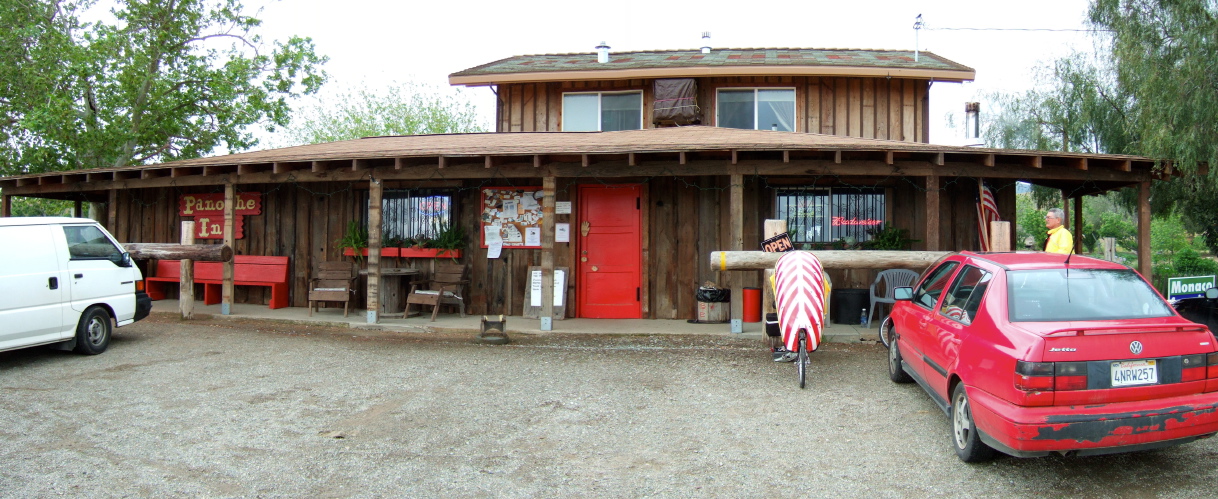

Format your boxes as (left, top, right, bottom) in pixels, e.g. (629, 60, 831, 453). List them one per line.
(0, 48, 1171, 323)
(495, 76, 930, 142)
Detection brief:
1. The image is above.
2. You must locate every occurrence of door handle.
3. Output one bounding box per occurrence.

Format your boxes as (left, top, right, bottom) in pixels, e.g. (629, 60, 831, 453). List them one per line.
(74, 273, 84, 279)
(48, 277, 58, 290)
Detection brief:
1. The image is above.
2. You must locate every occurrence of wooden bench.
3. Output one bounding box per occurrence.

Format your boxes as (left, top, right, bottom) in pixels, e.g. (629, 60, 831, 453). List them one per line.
(145, 255, 290, 309)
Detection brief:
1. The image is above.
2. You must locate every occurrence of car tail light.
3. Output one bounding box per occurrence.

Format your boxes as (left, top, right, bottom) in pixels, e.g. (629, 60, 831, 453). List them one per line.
(1207, 352, 1218, 379)
(1182, 354, 1207, 382)
(1015, 361, 1054, 390)
(1054, 362, 1089, 390)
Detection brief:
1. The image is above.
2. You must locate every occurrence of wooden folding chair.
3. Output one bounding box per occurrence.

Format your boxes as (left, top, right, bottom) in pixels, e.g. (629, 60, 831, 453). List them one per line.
(308, 261, 358, 317)
(405, 262, 468, 321)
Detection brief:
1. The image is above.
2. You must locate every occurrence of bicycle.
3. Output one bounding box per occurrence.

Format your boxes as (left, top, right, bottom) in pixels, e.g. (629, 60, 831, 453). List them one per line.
(878, 314, 894, 349)
(796, 328, 809, 389)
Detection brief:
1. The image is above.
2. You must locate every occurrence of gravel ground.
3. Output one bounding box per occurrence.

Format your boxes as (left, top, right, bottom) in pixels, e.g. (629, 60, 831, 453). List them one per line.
(2, 314, 1218, 497)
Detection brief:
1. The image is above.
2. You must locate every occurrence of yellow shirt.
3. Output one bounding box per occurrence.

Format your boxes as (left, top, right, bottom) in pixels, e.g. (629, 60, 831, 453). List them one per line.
(1045, 226, 1074, 255)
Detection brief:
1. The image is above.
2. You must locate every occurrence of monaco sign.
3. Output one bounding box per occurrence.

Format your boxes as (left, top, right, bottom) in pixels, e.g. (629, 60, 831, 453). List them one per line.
(1167, 275, 1215, 300)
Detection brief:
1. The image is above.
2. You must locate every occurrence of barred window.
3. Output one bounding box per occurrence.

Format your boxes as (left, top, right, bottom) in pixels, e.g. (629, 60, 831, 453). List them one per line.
(362, 190, 454, 241)
(775, 188, 885, 244)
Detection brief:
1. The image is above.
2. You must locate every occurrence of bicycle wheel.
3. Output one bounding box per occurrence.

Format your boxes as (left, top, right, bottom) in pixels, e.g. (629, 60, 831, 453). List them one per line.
(797, 329, 808, 389)
(878, 315, 894, 349)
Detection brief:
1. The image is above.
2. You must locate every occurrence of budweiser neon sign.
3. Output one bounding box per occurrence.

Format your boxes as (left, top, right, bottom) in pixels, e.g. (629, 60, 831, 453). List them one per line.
(832, 217, 882, 227)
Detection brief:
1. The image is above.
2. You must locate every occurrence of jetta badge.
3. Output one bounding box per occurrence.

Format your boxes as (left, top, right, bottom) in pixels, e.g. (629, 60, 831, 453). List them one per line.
(1130, 341, 1144, 355)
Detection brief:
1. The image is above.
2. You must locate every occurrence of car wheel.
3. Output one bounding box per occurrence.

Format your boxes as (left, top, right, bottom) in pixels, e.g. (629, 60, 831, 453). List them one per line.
(887, 332, 913, 383)
(951, 383, 996, 463)
(74, 306, 111, 355)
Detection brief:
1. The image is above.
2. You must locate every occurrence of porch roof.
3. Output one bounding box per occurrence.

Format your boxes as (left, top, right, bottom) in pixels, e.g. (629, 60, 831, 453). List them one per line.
(0, 126, 1176, 200)
(449, 48, 976, 86)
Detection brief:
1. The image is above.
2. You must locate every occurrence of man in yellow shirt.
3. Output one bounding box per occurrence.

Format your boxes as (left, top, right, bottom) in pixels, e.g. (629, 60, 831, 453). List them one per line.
(1044, 208, 1074, 254)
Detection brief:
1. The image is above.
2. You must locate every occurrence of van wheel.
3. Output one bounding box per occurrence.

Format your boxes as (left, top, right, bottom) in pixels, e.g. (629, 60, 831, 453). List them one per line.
(74, 306, 111, 355)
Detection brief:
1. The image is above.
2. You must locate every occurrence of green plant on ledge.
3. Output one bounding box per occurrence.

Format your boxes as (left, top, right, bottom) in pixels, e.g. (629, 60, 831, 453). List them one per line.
(425, 220, 467, 259)
(859, 224, 920, 250)
(336, 220, 368, 261)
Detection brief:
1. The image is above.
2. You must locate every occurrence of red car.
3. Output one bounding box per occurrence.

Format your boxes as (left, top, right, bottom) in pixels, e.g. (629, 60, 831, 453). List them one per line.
(887, 251, 1218, 462)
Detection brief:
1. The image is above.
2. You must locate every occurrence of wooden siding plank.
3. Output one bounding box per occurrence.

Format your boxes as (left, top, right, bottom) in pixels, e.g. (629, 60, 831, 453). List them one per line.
(509, 84, 523, 132)
(834, 78, 849, 138)
(820, 79, 835, 135)
(875, 78, 889, 140)
(848, 78, 862, 137)
(903, 80, 916, 142)
(862, 79, 875, 139)
(522, 83, 536, 132)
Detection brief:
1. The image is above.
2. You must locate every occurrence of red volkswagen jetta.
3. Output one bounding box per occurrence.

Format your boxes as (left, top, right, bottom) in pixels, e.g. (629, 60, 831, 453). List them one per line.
(887, 251, 1218, 462)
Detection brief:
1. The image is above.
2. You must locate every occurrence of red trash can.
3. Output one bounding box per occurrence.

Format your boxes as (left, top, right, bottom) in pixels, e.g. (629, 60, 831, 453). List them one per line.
(743, 287, 762, 322)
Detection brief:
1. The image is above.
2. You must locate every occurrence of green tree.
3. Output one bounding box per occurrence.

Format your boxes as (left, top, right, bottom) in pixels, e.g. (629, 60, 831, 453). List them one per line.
(278, 82, 486, 146)
(0, 0, 327, 175)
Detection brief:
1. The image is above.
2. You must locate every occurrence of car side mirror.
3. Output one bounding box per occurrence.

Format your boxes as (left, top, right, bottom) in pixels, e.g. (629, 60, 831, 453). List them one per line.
(1207, 287, 1218, 300)
(894, 287, 913, 301)
(115, 252, 132, 268)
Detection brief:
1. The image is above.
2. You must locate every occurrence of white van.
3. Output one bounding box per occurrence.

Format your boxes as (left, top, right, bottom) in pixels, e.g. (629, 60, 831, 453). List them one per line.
(0, 217, 151, 355)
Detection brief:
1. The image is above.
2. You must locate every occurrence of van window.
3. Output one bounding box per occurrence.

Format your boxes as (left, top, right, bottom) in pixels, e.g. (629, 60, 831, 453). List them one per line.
(63, 225, 122, 260)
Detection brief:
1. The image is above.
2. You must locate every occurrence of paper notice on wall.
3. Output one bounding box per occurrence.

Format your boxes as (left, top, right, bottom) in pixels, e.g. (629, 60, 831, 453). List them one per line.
(487, 241, 502, 259)
(484, 224, 502, 245)
(556, 201, 572, 215)
(530, 269, 543, 307)
(503, 199, 519, 217)
(555, 223, 570, 243)
(554, 269, 565, 306)
(525, 227, 541, 247)
(520, 196, 539, 211)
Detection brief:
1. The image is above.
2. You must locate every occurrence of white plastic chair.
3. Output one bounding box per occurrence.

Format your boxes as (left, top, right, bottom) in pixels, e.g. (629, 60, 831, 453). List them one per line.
(867, 269, 920, 328)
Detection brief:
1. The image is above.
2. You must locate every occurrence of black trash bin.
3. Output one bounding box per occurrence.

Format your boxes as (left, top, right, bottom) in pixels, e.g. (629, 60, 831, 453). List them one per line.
(831, 288, 869, 325)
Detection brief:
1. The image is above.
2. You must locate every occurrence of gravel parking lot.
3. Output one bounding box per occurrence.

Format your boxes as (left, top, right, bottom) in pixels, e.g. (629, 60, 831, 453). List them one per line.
(3, 314, 1218, 497)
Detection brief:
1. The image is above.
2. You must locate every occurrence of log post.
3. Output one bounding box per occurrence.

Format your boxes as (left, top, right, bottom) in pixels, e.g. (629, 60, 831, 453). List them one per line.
(222, 183, 235, 315)
(367, 177, 383, 324)
(1073, 196, 1083, 253)
(180, 221, 195, 319)
(1, 194, 9, 217)
(541, 176, 556, 330)
(729, 173, 744, 333)
(73, 200, 82, 218)
(989, 221, 1011, 252)
(1102, 237, 1117, 262)
(925, 175, 939, 251)
(107, 190, 117, 234)
(1138, 181, 1152, 280)
(761, 219, 785, 350)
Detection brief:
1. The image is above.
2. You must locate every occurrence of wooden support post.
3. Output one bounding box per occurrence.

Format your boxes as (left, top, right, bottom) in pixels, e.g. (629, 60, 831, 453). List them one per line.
(1, 194, 10, 217)
(73, 200, 82, 218)
(989, 221, 1011, 252)
(367, 177, 383, 324)
(762, 219, 786, 349)
(541, 176, 556, 330)
(180, 221, 195, 319)
(1102, 237, 1117, 262)
(1138, 181, 1152, 280)
(729, 173, 744, 333)
(925, 175, 939, 251)
(107, 190, 117, 233)
(1073, 196, 1083, 253)
(222, 183, 235, 315)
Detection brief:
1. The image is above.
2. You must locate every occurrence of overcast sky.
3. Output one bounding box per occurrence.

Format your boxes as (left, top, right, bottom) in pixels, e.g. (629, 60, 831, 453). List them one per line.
(247, 0, 1099, 145)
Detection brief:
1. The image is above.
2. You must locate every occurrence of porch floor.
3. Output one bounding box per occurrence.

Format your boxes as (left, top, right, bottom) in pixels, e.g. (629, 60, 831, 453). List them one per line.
(147, 300, 879, 343)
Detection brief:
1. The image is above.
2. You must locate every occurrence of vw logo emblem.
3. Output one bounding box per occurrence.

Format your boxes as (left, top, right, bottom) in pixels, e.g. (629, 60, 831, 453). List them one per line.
(1130, 341, 1144, 355)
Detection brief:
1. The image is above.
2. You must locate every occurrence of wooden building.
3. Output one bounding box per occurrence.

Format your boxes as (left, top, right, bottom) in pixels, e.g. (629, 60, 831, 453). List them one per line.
(0, 48, 1172, 323)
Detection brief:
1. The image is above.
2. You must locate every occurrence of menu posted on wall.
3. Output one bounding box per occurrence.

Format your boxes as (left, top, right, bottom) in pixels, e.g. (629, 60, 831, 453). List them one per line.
(480, 187, 544, 249)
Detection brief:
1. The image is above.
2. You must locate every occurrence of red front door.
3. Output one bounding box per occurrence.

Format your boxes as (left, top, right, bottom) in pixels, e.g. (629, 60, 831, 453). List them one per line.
(577, 184, 642, 318)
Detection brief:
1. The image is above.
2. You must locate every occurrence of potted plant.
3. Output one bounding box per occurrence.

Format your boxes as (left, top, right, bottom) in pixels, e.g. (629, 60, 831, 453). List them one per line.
(400, 221, 466, 259)
(337, 221, 368, 260)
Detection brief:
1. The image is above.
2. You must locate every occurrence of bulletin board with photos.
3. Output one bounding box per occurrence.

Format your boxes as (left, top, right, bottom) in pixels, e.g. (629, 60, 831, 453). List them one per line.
(480, 187, 544, 249)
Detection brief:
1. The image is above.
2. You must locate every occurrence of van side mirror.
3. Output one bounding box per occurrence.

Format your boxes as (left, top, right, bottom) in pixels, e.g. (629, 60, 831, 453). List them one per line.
(113, 252, 132, 268)
(894, 287, 913, 301)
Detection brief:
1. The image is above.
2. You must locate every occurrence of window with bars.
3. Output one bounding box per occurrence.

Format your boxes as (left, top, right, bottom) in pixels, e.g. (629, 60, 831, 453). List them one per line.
(775, 188, 885, 244)
(362, 190, 455, 241)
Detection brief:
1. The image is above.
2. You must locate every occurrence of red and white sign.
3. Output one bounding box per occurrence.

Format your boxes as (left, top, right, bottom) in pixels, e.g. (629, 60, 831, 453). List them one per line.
(178, 193, 262, 216)
(191, 216, 245, 239)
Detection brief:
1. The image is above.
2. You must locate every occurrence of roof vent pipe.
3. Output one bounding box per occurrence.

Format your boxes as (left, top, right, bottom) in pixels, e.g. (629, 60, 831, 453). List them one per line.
(596, 41, 610, 63)
(964, 102, 984, 146)
(701, 32, 711, 54)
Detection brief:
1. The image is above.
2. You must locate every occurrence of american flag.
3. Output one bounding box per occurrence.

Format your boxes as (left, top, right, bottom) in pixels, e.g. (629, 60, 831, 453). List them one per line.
(977, 181, 1001, 251)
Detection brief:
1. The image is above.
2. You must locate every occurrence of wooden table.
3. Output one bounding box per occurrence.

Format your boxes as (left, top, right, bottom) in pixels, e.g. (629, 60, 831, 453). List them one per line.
(360, 267, 421, 318)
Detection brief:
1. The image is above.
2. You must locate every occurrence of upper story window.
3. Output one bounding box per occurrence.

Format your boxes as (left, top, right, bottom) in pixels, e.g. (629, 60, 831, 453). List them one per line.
(562, 91, 643, 131)
(717, 88, 796, 131)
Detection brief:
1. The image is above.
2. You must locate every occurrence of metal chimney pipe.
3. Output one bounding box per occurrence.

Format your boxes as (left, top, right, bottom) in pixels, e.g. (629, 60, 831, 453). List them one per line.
(701, 32, 711, 54)
(596, 41, 610, 63)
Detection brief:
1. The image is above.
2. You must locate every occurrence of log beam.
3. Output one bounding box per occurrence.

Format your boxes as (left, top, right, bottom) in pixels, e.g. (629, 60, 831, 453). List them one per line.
(710, 250, 950, 272)
(123, 243, 233, 262)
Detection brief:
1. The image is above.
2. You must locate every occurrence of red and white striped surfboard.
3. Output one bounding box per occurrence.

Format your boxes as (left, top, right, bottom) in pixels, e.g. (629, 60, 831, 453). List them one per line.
(774, 251, 827, 352)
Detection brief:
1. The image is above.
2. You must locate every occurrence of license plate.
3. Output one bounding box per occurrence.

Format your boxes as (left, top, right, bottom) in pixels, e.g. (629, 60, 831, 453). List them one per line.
(1111, 360, 1158, 387)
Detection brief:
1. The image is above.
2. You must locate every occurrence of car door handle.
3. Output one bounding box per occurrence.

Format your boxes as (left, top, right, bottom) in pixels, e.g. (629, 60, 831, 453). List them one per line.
(48, 277, 58, 290)
(74, 273, 83, 279)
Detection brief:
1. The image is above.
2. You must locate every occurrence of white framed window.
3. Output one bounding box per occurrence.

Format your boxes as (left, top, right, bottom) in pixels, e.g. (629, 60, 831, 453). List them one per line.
(717, 88, 796, 131)
(562, 91, 643, 131)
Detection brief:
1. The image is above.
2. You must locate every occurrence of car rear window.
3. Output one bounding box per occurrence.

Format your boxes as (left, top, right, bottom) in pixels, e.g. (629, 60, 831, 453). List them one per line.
(1007, 268, 1173, 321)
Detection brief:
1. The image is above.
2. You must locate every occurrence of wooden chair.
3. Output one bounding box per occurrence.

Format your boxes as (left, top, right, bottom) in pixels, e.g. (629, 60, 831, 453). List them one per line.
(406, 262, 468, 321)
(308, 261, 358, 317)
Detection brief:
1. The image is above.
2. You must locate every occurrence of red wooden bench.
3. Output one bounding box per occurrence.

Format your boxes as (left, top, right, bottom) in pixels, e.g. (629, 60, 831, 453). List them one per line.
(145, 255, 290, 309)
